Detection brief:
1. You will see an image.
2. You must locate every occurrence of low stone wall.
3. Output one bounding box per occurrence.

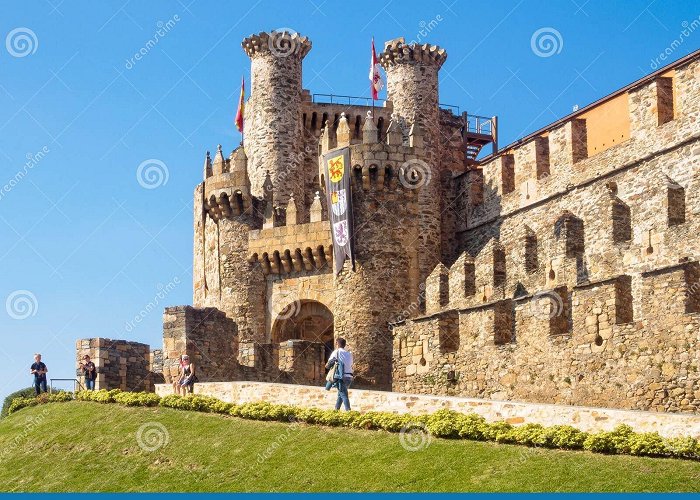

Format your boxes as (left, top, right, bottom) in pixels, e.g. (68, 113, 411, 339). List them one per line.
(155, 381, 700, 439)
(76, 338, 153, 391)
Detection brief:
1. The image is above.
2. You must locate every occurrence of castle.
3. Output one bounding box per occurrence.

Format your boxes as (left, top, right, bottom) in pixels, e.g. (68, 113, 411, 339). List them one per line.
(77, 31, 700, 414)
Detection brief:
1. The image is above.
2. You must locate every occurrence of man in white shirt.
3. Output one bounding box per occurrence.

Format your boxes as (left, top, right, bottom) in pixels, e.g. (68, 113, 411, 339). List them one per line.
(326, 337, 354, 410)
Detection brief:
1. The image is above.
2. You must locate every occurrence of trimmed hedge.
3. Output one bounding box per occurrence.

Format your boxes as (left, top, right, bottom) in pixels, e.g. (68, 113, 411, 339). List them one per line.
(1, 387, 36, 419)
(7, 391, 73, 415)
(7, 389, 700, 460)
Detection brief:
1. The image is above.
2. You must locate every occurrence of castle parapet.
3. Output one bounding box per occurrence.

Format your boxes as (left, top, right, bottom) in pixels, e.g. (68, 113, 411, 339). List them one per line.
(247, 221, 332, 275)
(466, 56, 699, 227)
(202, 145, 259, 223)
(379, 38, 447, 69)
(242, 30, 312, 59)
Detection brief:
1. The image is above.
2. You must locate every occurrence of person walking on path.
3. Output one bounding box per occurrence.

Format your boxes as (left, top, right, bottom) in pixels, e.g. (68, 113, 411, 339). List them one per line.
(325, 338, 354, 411)
(30, 353, 48, 396)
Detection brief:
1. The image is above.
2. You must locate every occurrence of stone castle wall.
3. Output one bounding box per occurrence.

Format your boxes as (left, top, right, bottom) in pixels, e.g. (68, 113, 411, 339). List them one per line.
(75, 338, 154, 392)
(78, 32, 700, 418)
(160, 305, 325, 387)
(392, 56, 700, 412)
(154, 380, 700, 439)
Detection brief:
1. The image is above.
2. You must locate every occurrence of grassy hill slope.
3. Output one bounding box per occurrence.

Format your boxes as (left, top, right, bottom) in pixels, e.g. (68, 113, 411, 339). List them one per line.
(0, 402, 699, 492)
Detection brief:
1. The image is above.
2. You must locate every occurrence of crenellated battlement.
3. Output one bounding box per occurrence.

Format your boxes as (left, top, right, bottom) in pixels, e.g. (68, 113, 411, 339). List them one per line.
(247, 220, 332, 275)
(379, 37, 448, 69)
(241, 30, 312, 59)
(202, 145, 260, 224)
(318, 111, 428, 196)
(462, 55, 700, 229)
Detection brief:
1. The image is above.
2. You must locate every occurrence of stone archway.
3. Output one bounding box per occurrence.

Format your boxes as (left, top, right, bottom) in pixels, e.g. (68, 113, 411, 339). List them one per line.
(271, 300, 334, 360)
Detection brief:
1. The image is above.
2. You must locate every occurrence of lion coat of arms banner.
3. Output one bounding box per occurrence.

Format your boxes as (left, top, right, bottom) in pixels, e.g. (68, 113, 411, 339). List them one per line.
(322, 147, 355, 275)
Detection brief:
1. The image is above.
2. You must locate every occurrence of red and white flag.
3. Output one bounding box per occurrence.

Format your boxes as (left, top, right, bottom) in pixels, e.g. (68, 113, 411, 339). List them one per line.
(369, 37, 383, 100)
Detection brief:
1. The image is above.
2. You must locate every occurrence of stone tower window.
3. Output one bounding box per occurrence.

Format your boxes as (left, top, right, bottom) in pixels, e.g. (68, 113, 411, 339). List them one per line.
(501, 154, 515, 195)
(656, 76, 674, 126)
(564, 215, 584, 258)
(524, 229, 538, 274)
(493, 300, 514, 345)
(611, 199, 632, 243)
(493, 245, 506, 288)
(439, 312, 459, 353)
(667, 183, 685, 226)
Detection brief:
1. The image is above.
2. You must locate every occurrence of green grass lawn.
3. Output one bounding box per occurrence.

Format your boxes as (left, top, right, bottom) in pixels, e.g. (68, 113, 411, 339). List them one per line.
(0, 401, 699, 492)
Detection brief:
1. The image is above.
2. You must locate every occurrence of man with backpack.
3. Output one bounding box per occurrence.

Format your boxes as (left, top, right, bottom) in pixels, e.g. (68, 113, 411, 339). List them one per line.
(325, 337, 354, 411)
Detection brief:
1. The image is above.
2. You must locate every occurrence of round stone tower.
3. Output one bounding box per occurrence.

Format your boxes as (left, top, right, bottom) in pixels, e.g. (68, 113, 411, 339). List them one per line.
(330, 115, 423, 391)
(379, 38, 447, 298)
(193, 145, 266, 341)
(242, 30, 312, 210)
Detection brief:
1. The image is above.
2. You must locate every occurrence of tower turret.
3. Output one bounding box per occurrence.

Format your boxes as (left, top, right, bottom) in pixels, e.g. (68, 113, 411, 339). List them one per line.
(380, 38, 448, 307)
(193, 144, 266, 341)
(331, 112, 422, 389)
(242, 30, 312, 211)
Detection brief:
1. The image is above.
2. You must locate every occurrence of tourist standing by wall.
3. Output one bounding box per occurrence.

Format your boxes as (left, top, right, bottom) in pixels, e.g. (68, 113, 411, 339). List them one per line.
(79, 354, 97, 390)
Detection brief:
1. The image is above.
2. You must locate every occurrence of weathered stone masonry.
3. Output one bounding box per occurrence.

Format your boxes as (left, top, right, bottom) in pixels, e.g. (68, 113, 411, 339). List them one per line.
(393, 52, 700, 413)
(78, 31, 700, 417)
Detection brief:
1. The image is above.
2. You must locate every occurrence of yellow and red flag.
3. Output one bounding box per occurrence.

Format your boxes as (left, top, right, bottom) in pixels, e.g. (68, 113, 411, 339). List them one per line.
(235, 76, 245, 133)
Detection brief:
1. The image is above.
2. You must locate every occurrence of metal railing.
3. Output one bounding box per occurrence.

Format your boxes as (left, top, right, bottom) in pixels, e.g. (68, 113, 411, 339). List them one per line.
(49, 378, 84, 393)
(464, 114, 495, 137)
(439, 103, 460, 114)
(312, 94, 385, 107)
(311, 93, 461, 115)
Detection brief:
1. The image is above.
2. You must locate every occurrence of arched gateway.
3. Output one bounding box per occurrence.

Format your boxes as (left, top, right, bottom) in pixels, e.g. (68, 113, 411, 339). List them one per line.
(270, 300, 334, 359)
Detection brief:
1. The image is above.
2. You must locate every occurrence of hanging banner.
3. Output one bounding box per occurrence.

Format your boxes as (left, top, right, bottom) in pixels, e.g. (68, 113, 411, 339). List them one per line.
(323, 147, 354, 275)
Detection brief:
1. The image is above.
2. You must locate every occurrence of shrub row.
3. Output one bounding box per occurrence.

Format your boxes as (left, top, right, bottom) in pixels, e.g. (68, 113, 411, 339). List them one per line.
(9, 390, 700, 460)
(7, 391, 73, 415)
(2, 387, 37, 419)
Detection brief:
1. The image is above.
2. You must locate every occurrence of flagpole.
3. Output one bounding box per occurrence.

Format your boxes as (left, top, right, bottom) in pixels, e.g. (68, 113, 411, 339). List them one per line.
(371, 38, 375, 116)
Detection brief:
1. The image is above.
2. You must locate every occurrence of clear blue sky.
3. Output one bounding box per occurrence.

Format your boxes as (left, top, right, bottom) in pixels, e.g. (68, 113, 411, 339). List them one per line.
(0, 0, 697, 401)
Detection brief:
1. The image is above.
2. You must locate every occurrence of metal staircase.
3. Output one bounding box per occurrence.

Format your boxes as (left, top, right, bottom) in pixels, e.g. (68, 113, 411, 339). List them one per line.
(461, 113, 498, 164)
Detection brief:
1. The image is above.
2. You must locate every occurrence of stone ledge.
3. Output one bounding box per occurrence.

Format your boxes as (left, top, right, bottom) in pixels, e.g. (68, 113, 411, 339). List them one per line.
(155, 381, 700, 438)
